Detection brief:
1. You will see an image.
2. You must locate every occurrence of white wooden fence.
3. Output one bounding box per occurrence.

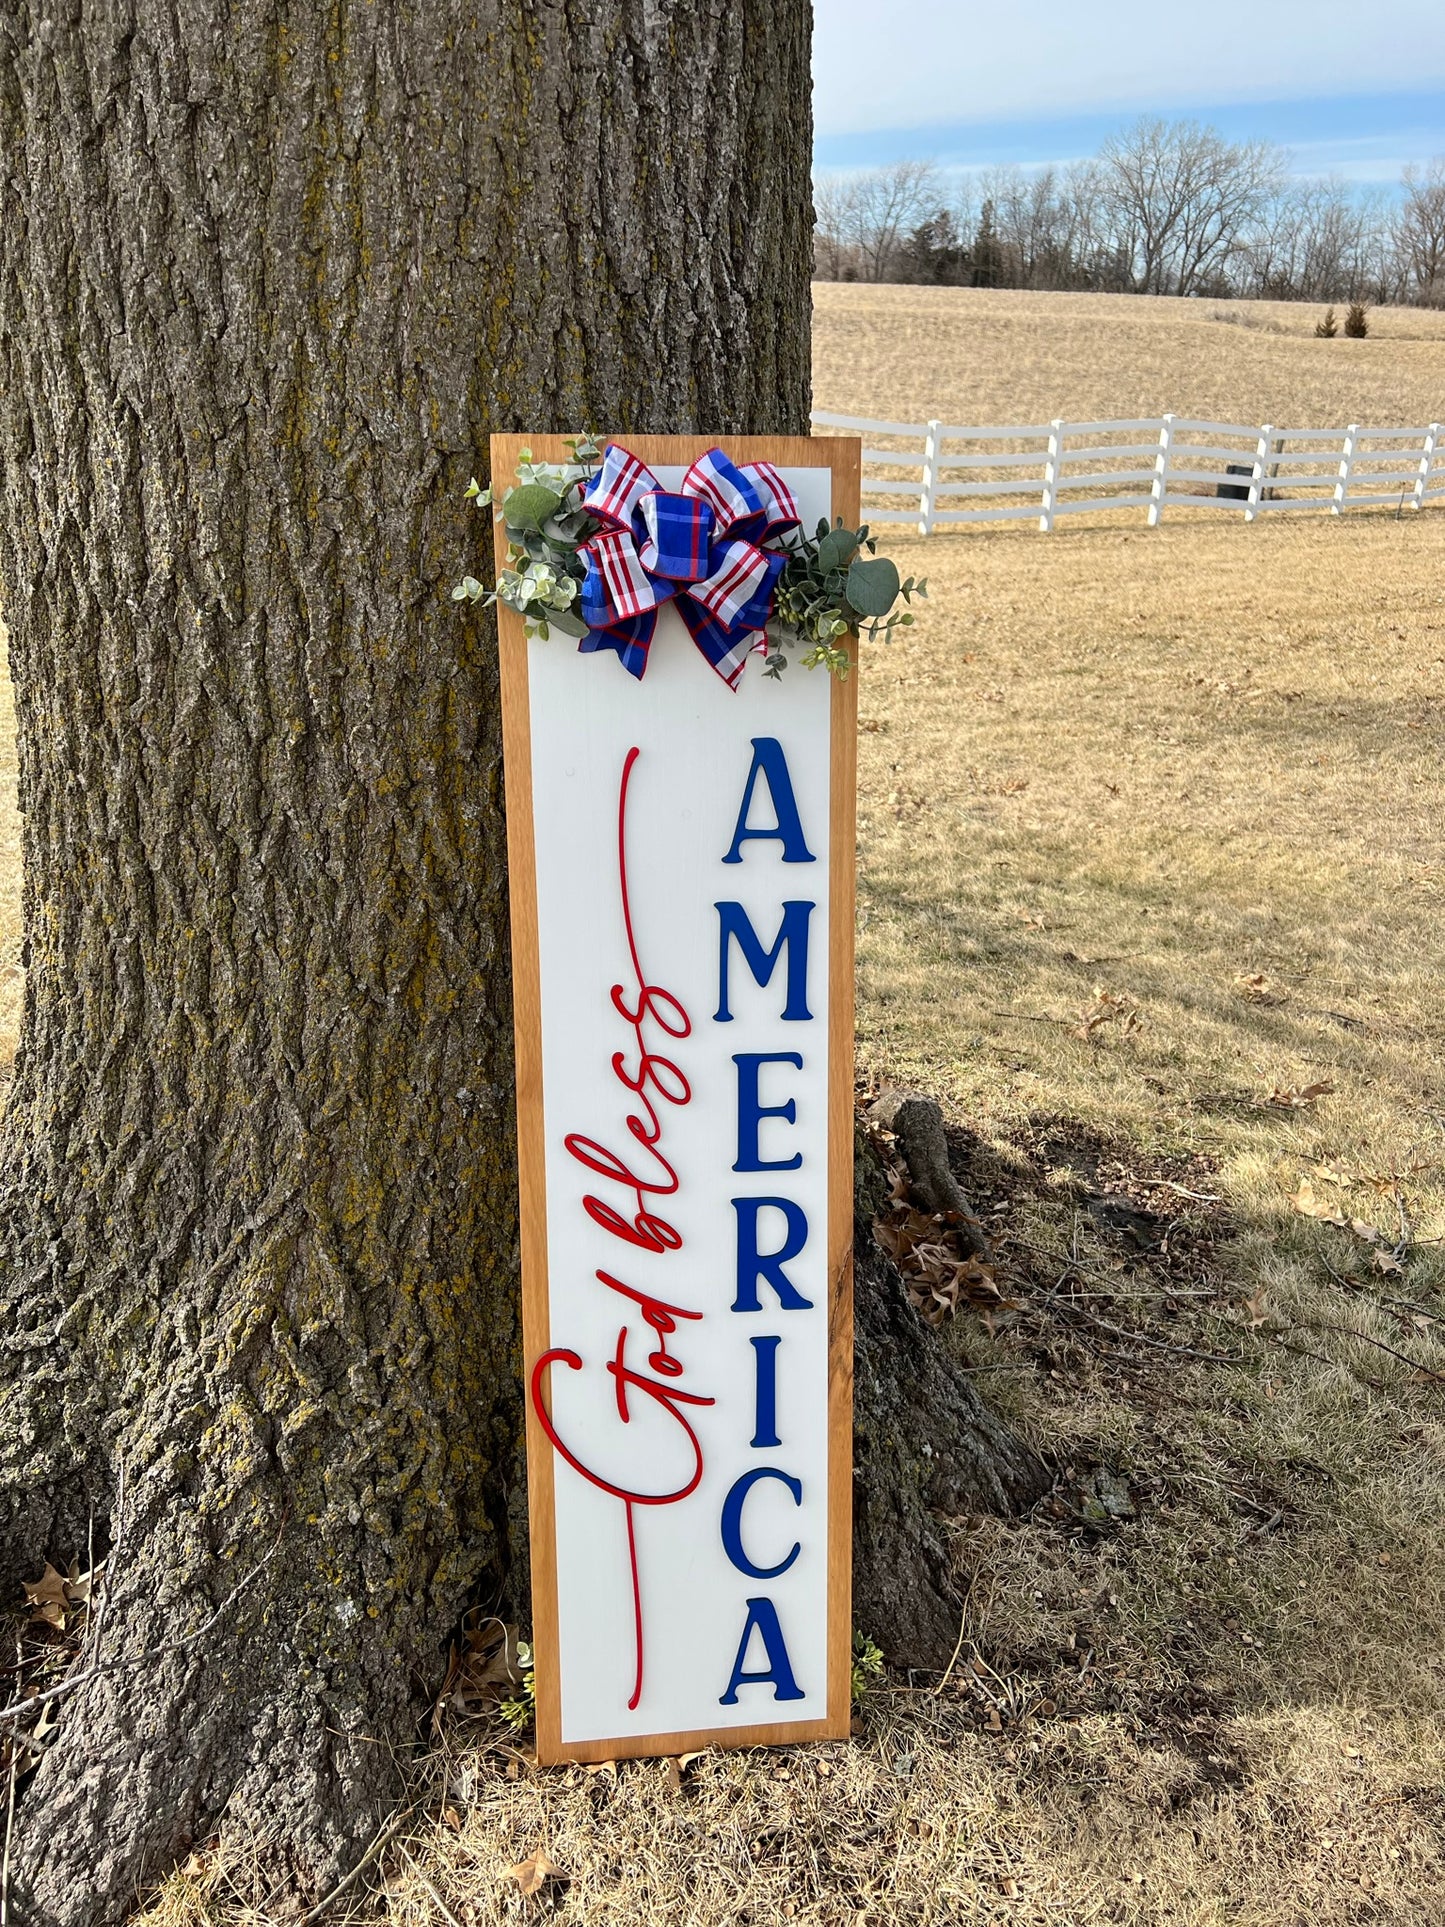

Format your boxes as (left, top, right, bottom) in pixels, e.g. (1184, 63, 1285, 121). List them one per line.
(810, 410, 1445, 535)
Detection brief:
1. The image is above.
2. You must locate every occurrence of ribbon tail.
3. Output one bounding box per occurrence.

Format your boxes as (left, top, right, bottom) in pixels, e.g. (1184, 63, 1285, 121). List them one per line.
(675, 597, 763, 690)
(580, 610, 659, 680)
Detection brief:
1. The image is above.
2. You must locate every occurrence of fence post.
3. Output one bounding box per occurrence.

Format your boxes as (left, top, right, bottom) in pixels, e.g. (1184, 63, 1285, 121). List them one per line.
(1146, 415, 1174, 527)
(1414, 425, 1441, 512)
(1332, 424, 1358, 515)
(1245, 424, 1273, 523)
(1039, 420, 1062, 533)
(918, 419, 941, 538)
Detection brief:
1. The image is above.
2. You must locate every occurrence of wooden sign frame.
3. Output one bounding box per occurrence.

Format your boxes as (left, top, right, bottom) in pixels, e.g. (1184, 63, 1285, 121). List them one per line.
(495, 434, 860, 1764)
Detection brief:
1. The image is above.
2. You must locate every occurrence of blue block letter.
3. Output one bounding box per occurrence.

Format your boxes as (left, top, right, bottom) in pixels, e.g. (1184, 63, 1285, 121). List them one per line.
(732, 1198, 813, 1312)
(719, 1596, 807, 1704)
(715, 900, 815, 1023)
(750, 1334, 782, 1447)
(722, 738, 817, 864)
(733, 1052, 803, 1172)
(721, 1468, 803, 1579)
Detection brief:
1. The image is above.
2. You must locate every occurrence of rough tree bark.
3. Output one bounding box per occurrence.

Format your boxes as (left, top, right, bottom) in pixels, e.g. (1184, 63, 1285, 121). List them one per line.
(0, 3, 1039, 1918)
(851, 1132, 1047, 1673)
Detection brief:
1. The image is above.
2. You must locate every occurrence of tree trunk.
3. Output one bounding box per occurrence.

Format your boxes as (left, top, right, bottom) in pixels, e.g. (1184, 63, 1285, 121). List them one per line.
(0, 5, 813, 1919)
(851, 1133, 1049, 1675)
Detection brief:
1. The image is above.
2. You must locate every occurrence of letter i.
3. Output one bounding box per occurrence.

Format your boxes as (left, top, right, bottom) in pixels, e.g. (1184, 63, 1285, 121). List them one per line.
(750, 1335, 781, 1449)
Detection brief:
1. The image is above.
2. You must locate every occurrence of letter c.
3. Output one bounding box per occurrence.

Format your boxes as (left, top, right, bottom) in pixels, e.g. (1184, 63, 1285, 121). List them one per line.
(720, 1467, 803, 1579)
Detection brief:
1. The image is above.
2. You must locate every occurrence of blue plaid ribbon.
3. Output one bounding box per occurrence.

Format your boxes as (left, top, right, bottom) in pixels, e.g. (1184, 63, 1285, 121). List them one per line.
(575, 444, 799, 687)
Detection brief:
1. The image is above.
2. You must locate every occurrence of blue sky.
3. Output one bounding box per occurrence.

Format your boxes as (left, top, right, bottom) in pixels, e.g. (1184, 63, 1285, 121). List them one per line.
(812, 0, 1445, 185)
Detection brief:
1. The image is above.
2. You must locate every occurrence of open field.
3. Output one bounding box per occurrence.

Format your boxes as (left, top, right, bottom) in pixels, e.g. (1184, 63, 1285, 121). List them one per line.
(813, 283, 1445, 431)
(25, 288, 1445, 1922)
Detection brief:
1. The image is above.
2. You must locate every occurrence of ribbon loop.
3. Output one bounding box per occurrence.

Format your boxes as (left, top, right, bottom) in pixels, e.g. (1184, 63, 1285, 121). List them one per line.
(575, 443, 802, 684)
(636, 492, 715, 580)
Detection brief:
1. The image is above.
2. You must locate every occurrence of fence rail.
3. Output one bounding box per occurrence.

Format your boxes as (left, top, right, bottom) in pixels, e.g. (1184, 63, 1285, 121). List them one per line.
(810, 410, 1445, 535)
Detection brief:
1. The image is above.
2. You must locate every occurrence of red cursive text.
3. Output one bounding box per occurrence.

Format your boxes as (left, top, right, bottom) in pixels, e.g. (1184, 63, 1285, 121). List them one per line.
(535, 747, 710, 1711)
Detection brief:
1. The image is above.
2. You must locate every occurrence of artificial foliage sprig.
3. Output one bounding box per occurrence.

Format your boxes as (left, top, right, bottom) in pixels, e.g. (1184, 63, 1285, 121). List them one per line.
(498, 1638, 537, 1733)
(452, 438, 602, 642)
(453, 441, 925, 674)
(765, 519, 926, 679)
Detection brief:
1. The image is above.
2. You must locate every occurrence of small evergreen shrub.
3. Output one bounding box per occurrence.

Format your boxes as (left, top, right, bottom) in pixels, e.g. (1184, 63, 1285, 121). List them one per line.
(1344, 302, 1369, 338)
(1314, 306, 1339, 338)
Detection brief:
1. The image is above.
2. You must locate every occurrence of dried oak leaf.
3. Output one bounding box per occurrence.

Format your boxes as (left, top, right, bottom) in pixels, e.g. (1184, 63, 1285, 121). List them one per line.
(23, 1563, 72, 1630)
(1235, 971, 1284, 1003)
(1075, 987, 1141, 1041)
(1291, 1180, 1348, 1228)
(1241, 1286, 1271, 1329)
(1265, 1081, 1335, 1110)
(662, 1752, 706, 1795)
(505, 1849, 566, 1897)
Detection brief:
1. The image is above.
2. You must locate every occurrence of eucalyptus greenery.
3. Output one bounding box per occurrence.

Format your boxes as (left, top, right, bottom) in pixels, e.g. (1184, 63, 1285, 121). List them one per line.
(453, 438, 925, 676)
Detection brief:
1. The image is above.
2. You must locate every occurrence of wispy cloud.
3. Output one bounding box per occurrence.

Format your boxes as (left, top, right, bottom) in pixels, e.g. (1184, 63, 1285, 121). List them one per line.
(814, 0, 1445, 133)
(814, 79, 1445, 190)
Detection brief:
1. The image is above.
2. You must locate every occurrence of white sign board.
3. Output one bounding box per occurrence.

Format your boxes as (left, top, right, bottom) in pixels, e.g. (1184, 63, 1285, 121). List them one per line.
(497, 436, 858, 1763)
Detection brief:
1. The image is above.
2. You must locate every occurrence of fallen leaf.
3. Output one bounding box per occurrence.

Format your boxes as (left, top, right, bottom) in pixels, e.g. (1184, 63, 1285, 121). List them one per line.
(23, 1562, 71, 1630)
(505, 1849, 565, 1897)
(1372, 1249, 1406, 1278)
(1349, 1219, 1383, 1244)
(1235, 971, 1285, 1004)
(1241, 1286, 1271, 1329)
(1074, 986, 1142, 1041)
(66, 1565, 99, 1609)
(1265, 1081, 1335, 1109)
(1291, 1180, 1348, 1228)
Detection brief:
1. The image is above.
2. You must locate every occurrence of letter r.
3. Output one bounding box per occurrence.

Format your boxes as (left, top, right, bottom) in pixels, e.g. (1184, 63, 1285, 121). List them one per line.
(732, 1198, 813, 1311)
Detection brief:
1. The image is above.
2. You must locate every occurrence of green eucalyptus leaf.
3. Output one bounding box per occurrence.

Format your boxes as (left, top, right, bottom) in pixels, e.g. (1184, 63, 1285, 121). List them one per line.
(505, 482, 565, 531)
(845, 554, 900, 618)
(546, 607, 589, 638)
(816, 527, 857, 574)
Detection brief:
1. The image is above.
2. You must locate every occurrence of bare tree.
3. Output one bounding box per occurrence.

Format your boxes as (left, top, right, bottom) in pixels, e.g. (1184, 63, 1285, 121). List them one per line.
(810, 122, 1437, 308)
(1240, 177, 1375, 302)
(0, 0, 816, 1916)
(981, 166, 1080, 289)
(813, 172, 863, 280)
(851, 160, 942, 281)
(1399, 159, 1445, 306)
(1097, 118, 1283, 295)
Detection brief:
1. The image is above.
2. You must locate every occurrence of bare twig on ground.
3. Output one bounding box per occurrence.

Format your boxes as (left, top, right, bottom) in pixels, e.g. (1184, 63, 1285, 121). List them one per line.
(0, 1535, 281, 1727)
(297, 1804, 419, 1926)
(1134, 1178, 1223, 1203)
(402, 1848, 466, 1927)
(1298, 1320, 1442, 1380)
(0, 1630, 18, 1927)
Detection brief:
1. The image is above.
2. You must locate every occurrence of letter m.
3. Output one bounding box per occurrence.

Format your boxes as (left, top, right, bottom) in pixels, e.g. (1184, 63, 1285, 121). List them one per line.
(714, 901, 814, 1023)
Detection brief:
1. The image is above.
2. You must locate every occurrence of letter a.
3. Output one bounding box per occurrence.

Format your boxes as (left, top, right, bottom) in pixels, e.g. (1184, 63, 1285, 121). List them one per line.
(718, 1596, 806, 1704)
(721, 738, 816, 864)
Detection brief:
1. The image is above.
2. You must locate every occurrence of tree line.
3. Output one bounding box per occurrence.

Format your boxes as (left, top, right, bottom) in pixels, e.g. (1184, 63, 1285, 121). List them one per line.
(815, 120, 1445, 306)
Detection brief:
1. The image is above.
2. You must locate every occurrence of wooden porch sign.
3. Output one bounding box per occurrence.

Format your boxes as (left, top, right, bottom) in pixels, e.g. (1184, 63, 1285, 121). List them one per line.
(495, 435, 860, 1763)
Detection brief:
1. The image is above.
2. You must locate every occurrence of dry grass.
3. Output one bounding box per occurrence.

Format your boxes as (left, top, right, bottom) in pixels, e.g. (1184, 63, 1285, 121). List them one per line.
(42, 294, 1445, 1922)
(813, 283, 1445, 429)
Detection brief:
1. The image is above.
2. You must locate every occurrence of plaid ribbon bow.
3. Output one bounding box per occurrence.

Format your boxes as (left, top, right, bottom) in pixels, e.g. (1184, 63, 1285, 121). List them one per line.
(577, 444, 800, 686)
